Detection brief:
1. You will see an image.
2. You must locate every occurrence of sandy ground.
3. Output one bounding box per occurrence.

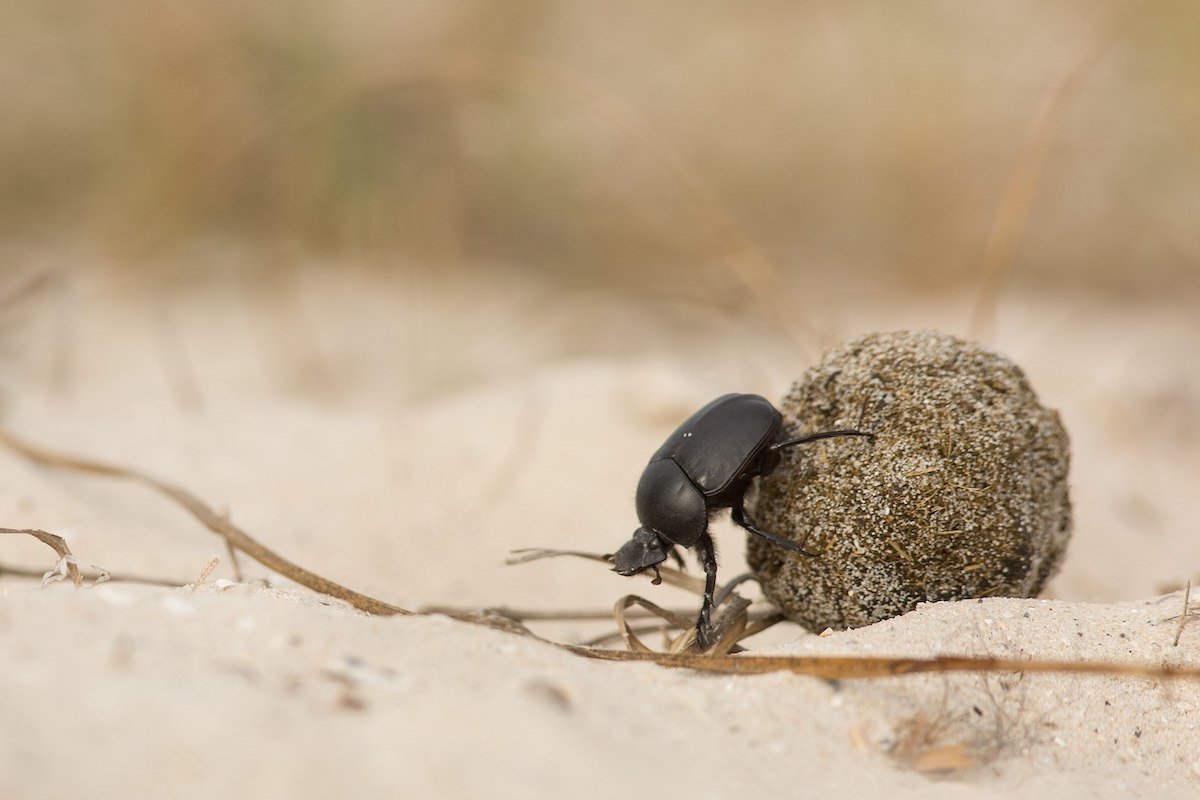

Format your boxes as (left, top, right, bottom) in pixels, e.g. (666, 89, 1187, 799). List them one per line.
(0, 265, 1197, 799)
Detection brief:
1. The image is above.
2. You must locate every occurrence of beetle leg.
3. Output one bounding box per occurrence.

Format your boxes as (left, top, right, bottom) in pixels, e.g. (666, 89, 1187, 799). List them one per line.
(732, 504, 822, 558)
(695, 534, 718, 650)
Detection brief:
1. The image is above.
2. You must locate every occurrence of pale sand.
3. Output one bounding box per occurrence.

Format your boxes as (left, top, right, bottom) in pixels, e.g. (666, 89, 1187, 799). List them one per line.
(0, 267, 1197, 798)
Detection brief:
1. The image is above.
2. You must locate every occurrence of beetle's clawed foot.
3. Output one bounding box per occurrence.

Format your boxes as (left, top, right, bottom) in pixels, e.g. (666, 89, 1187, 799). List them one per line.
(694, 619, 716, 651)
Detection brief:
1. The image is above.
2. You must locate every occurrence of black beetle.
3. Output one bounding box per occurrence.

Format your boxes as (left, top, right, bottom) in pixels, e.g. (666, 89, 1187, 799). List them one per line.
(608, 393, 872, 649)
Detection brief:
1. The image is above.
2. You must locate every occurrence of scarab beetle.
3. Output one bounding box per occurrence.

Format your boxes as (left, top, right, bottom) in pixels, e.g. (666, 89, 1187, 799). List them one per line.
(608, 393, 872, 648)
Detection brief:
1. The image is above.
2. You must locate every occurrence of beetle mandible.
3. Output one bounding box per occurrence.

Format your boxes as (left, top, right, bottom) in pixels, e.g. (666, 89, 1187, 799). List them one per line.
(608, 393, 873, 649)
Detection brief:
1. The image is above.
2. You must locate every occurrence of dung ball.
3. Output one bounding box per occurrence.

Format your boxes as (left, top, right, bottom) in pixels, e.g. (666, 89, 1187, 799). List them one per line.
(747, 330, 1071, 632)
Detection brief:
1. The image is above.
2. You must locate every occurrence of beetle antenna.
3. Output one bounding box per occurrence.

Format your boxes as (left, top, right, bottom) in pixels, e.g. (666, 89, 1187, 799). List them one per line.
(770, 429, 873, 452)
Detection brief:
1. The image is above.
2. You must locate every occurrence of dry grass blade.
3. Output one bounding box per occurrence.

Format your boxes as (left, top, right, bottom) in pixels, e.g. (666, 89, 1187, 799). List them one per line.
(707, 594, 752, 655)
(3, 429, 1198, 685)
(970, 0, 1143, 340)
(506, 548, 612, 566)
(558, 648, 1200, 682)
(507, 55, 819, 353)
(0, 429, 410, 617)
(615, 595, 694, 653)
(0, 527, 83, 587)
(192, 557, 220, 590)
(509, 547, 706, 594)
(583, 625, 671, 648)
(421, 604, 700, 623)
(0, 561, 213, 588)
(1174, 580, 1192, 647)
(511, 546, 758, 654)
(739, 611, 785, 640)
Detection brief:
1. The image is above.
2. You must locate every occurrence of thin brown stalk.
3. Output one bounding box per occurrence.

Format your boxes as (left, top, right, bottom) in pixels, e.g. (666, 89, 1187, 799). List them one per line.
(0, 428, 409, 617)
(970, 0, 1143, 341)
(508, 547, 706, 595)
(614, 595, 694, 653)
(0, 528, 83, 587)
(1175, 580, 1192, 648)
(3, 429, 1197, 684)
(558, 647, 1200, 682)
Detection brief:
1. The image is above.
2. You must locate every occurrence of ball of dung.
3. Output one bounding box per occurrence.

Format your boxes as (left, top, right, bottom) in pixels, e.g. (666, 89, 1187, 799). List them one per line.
(747, 330, 1071, 632)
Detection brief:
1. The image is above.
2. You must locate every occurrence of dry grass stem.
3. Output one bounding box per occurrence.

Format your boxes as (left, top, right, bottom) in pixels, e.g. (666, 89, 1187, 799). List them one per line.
(970, 0, 1143, 340)
(508, 547, 706, 595)
(564, 647, 1200, 682)
(215, 507, 244, 580)
(614, 595, 694, 653)
(3, 430, 1198, 684)
(192, 557, 220, 589)
(0, 527, 85, 587)
(1174, 580, 1192, 647)
(423, 605, 702, 623)
(0, 428, 411, 618)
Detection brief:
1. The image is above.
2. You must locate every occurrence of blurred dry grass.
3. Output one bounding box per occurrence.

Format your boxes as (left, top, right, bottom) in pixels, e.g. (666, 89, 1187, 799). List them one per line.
(1, 1, 1198, 300)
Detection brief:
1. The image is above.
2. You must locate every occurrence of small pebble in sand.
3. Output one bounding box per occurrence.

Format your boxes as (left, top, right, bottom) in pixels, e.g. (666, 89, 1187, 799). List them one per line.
(747, 330, 1072, 632)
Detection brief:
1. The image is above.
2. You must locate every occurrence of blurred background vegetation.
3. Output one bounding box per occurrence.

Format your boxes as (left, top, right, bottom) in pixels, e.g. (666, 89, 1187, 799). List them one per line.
(2, 0, 1198, 301)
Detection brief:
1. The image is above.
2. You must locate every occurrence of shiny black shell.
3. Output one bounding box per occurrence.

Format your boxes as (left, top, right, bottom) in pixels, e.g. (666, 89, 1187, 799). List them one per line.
(650, 394, 782, 497)
(635, 394, 783, 546)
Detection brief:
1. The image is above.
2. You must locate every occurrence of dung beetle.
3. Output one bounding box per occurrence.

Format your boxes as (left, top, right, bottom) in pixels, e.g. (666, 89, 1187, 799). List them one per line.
(608, 393, 872, 649)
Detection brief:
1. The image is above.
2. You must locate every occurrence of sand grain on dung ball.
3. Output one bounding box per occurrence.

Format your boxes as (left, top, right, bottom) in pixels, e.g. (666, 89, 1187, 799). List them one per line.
(747, 330, 1072, 632)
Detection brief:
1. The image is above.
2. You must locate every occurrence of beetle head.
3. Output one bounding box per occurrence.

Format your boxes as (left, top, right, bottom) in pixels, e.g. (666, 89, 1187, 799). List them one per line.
(609, 527, 669, 576)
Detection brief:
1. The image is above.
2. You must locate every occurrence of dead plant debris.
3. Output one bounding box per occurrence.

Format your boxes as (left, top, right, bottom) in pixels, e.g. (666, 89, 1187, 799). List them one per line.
(0, 527, 108, 587)
(1, 428, 1198, 685)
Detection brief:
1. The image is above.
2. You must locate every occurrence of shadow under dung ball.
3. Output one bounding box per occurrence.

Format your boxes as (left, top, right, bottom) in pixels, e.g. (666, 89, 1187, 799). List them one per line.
(747, 330, 1072, 632)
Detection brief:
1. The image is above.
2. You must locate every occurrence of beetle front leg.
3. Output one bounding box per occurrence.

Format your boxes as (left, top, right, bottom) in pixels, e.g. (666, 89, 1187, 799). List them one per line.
(694, 534, 718, 650)
(733, 504, 822, 558)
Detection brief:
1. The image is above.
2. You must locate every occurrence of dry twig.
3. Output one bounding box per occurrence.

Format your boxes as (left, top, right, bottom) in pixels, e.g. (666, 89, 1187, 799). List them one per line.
(2, 429, 1199, 685)
(970, 0, 1144, 340)
(0, 527, 84, 587)
(1174, 580, 1192, 648)
(0, 428, 409, 617)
